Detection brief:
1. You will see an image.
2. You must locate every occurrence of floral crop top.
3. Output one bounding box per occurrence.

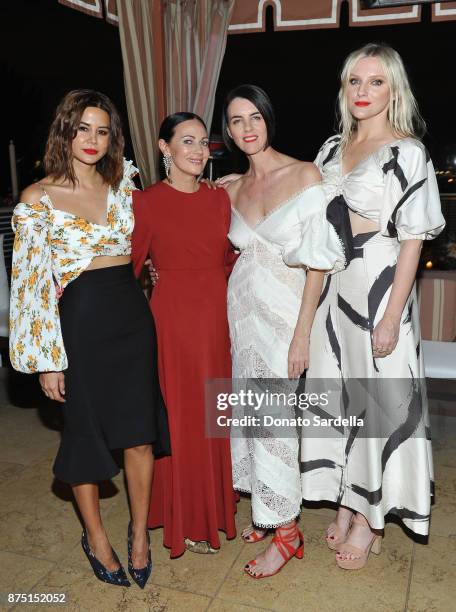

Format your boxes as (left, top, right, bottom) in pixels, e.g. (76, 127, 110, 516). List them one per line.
(9, 159, 138, 373)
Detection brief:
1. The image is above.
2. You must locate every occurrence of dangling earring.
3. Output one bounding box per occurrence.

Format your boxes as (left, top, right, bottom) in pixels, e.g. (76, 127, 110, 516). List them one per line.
(163, 154, 173, 183)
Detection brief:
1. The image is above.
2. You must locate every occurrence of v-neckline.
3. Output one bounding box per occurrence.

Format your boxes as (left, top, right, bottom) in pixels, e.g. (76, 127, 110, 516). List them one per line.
(40, 186, 112, 228)
(231, 183, 321, 230)
(340, 138, 403, 179)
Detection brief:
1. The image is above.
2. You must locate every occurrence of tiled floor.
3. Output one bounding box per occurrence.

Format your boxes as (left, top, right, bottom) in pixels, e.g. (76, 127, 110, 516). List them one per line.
(0, 371, 455, 612)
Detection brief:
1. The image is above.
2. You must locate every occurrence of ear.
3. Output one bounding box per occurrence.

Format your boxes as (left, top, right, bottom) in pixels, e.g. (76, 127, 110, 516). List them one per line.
(158, 139, 170, 157)
(226, 127, 233, 140)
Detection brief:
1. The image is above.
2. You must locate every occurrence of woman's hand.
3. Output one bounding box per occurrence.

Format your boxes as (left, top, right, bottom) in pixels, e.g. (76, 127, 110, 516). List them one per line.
(372, 240, 421, 359)
(39, 371, 66, 402)
(215, 174, 243, 188)
(199, 179, 219, 190)
(288, 334, 310, 379)
(54, 283, 63, 301)
(372, 313, 400, 358)
(145, 259, 159, 286)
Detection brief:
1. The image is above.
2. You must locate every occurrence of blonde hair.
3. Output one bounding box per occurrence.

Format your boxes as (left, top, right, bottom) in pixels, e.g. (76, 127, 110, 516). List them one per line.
(338, 43, 426, 150)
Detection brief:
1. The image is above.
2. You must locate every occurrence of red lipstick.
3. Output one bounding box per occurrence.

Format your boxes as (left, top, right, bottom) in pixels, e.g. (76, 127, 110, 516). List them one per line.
(83, 148, 98, 155)
(355, 101, 371, 107)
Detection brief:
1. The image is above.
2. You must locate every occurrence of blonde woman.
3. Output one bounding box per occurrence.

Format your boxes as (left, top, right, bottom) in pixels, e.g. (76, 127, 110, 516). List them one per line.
(302, 43, 445, 569)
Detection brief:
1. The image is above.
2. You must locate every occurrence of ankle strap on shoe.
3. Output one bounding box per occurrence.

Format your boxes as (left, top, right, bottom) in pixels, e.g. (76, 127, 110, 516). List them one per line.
(272, 524, 300, 561)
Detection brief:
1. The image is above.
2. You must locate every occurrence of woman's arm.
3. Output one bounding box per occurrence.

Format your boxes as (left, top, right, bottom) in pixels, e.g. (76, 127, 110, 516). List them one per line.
(372, 239, 422, 358)
(286, 164, 333, 377)
(288, 269, 325, 378)
(219, 189, 238, 278)
(131, 191, 152, 278)
(10, 189, 68, 377)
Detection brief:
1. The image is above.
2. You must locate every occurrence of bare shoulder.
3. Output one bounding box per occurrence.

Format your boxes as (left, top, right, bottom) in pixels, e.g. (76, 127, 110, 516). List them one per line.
(226, 175, 247, 203)
(20, 175, 65, 204)
(20, 183, 44, 204)
(277, 153, 321, 181)
(294, 161, 321, 185)
(280, 160, 321, 193)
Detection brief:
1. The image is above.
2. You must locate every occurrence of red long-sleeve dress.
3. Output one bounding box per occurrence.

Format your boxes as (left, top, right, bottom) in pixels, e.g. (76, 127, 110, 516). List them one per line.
(131, 181, 238, 557)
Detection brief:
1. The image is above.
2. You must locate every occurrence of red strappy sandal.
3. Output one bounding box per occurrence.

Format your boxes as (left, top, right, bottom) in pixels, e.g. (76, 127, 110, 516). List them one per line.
(241, 525, 269, 544)
(244, 523, 304, 579)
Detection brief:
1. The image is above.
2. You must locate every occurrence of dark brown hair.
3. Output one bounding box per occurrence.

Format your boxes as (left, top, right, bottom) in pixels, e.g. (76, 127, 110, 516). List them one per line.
(44, 89, 124, 189)
(157, 112, 207, 178)
(222, 84, 276, 152)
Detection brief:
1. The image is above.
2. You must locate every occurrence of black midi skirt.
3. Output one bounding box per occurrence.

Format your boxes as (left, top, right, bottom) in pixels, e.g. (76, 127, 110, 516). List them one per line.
(53, 263, 170, 485)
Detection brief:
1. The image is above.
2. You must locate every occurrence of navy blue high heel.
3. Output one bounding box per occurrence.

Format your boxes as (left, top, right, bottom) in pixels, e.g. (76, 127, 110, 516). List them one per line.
(81, 530, 130, 587)
(127, 522, 152, 589)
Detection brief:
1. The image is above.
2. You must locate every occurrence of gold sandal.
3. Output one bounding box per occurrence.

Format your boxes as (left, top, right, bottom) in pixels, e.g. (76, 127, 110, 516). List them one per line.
(184, 538, 219, 554)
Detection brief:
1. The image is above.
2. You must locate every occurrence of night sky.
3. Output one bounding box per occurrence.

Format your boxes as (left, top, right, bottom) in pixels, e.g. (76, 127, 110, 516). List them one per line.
(0, 0, 454, 195)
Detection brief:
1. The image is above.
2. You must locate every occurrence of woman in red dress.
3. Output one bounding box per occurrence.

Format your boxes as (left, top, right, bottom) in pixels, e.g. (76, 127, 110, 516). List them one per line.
(131, 112, 237, 557)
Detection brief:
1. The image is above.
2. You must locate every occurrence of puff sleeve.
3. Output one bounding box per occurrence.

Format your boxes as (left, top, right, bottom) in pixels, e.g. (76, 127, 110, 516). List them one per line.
(314, 135, 342, 172)
(380, 140, 445, 241)
(282, 186, 346, 274)
(9, 202, 67, 373)
(120, 158, 139, 191)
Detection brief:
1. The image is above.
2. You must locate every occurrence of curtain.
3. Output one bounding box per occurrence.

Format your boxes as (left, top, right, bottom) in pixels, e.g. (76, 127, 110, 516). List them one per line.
(164, 0, 235, 131)
(419, 273, 456, 341)
(117, 0, 234, 186)
(117, 0, 166, 187)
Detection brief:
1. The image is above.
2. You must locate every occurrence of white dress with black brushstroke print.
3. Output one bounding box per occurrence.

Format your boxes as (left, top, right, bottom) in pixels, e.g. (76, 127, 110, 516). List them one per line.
(302, 136, 445, 536)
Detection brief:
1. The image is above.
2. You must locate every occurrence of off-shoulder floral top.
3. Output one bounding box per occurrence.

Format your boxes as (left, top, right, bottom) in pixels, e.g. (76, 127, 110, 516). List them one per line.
(9, 159, 138, 374)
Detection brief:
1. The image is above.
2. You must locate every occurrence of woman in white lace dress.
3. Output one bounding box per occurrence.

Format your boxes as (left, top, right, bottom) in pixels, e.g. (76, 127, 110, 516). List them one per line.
(223, 85, 345, 578)
(302, 44, 445, 570)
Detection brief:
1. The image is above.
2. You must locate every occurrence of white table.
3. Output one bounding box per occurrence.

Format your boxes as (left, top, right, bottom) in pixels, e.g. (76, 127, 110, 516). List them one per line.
(422, 340, 456, 379)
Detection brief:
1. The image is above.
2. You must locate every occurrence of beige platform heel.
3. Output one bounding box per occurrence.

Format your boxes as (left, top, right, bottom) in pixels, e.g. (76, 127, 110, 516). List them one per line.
(335, 517, 382, 570)
(325, 514, 354, 551)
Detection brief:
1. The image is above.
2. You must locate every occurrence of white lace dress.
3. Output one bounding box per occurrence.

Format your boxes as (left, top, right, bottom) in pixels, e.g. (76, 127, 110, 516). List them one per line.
(227, 184, 345, 528)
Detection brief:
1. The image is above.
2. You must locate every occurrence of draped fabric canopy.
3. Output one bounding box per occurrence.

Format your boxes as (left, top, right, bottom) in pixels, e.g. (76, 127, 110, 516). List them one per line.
(116, 1, 164, 187)
(59, 0, 456, 27)
(116, 0, 234, 186)
(163, 0, 235, 129)
(57, 0, 456, 184)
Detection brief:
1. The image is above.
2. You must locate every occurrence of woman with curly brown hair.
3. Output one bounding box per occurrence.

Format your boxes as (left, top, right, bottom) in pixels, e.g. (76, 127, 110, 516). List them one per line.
(9, 89, 170, 589)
